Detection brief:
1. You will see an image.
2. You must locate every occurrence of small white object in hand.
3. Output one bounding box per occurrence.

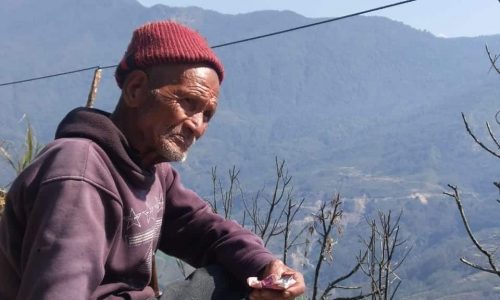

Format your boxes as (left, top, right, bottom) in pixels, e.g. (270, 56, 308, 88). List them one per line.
(247, 274, 296, 290)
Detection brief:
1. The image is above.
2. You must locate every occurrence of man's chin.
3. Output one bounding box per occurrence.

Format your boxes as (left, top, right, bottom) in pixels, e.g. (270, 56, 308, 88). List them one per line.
(177, 140, 194, 162)
(159, 149, 188, 163)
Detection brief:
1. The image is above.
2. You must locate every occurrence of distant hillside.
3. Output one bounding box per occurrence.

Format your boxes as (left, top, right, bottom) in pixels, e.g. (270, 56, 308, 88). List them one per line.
(1, 0, 500, 298)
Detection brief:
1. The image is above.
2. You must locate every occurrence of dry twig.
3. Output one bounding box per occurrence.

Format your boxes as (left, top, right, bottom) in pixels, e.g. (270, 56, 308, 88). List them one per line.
(85, 67, 102, 108)
(462, 113, 500, 159)
(486, 44, 500, 75)
(443, 184, 500, 277)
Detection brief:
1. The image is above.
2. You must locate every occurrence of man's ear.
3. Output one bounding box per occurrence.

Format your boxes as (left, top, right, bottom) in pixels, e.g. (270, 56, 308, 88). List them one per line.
(122, 70, 149, 108)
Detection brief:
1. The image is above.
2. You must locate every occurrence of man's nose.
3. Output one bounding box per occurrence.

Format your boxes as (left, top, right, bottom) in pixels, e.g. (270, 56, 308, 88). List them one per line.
(186, 112, 206, 139)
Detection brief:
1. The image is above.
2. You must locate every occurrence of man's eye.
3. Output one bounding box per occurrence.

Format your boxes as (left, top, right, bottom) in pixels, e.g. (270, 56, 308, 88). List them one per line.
(203, 110, 214, 122)
(181, 98, 196, 110)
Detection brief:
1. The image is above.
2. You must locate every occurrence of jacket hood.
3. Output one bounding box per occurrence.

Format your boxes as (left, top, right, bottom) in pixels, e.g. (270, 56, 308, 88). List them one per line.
(55, 107, 155, 187)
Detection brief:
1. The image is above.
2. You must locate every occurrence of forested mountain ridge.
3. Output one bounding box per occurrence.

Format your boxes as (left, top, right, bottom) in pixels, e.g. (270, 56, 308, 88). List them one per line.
(1, 0, 500, 298)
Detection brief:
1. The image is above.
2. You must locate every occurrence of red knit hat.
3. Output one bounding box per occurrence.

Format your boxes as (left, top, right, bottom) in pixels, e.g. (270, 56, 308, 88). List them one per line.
(115, 21, 224, 88)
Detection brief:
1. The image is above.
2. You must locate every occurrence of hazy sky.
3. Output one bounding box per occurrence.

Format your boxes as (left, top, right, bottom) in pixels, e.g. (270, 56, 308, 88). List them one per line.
(137, 0, 500, 38)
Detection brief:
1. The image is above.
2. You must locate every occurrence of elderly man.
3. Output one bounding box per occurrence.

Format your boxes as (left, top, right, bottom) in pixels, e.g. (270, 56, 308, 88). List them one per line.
(0, 21, 305, 300)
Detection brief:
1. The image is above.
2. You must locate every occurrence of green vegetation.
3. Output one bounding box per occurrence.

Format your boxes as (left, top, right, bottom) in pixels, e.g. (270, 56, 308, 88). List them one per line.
(0, 121, 42, 217)
(0, 122, 42, 176)
(0, 188, 5, 215)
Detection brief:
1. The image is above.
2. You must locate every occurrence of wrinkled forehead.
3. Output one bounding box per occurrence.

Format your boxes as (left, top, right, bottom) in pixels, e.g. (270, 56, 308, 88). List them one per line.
(146, 63, 221, 91)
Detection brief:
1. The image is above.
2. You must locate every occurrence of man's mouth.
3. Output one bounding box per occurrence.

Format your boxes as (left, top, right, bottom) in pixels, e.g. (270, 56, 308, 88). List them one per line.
(171, 134, 194, 150)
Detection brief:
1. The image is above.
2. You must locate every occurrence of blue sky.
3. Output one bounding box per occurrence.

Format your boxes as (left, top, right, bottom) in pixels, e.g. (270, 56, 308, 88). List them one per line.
(137, 0, 500, 37)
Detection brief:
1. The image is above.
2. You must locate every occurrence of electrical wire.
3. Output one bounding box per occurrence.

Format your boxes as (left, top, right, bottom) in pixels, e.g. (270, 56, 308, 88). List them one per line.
(0, 65, 116, 87)
(0, 0, 417, 88)
(211, 0, 416, 49)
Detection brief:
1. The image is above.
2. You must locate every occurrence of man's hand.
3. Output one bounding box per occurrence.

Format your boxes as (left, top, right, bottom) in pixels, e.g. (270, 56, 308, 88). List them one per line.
(248, 259, 305, 300)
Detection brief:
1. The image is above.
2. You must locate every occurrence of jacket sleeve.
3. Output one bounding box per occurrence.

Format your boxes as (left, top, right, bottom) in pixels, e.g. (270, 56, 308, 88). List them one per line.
(15, 178, 121, 300)
(158, 167, 275, 283)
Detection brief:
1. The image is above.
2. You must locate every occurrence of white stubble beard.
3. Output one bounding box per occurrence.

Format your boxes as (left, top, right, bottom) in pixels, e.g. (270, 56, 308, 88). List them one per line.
(160, 135, 196, 163)
(180, 138, 196, 163)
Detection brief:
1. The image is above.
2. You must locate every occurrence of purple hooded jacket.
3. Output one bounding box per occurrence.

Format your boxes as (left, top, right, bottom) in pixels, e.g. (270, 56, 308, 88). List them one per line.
(0, 108, 274, 300)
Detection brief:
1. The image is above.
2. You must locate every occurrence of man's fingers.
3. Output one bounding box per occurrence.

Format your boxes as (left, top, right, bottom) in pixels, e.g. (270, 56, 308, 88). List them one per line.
(286, 271, 306, 296)
(285, 283, 306, 297)
(249, 289, 295, 300)
(265, 259, 286, 276)
(248, 273, 305, 300)
(251, 259, 306, 299)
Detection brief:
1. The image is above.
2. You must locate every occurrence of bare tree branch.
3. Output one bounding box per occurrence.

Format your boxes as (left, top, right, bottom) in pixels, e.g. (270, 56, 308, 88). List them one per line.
(389, 281, 401, 300)
(209, 166, 241, 219)
(283, 196, 306, 263)
(486, 121, 500, 150)
(462, 113, 500, 159)
(460, 257, 500, 275)
(391, 244, 413, 273)
(486, 44, 500, 74)
(312, 194, 342, 300)
(331, 285, 363, 290)
(333, 291, 377, 300)
(260, 157, 289, 240)
(444, 184, 500, 277)
(356, 211, 409, 300)
(321, 245, 371, 299)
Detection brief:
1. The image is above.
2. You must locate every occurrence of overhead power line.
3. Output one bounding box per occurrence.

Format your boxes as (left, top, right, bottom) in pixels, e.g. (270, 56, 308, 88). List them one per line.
(0, 65, 116, 87)
(0, 0, 417, 88)
(211, 0, 416, 48)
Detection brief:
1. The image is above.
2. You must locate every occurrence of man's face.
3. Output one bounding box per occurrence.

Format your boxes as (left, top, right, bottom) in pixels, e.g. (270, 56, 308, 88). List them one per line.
(134, 64, 220, 164)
